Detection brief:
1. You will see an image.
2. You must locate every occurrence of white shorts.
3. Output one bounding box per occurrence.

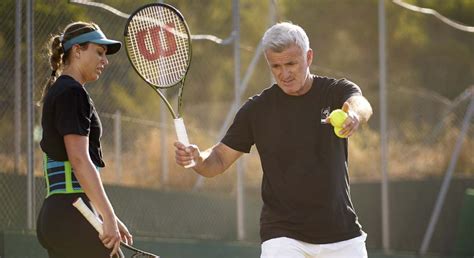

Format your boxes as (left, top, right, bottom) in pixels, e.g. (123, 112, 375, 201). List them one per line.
(261, 233, 368, 258)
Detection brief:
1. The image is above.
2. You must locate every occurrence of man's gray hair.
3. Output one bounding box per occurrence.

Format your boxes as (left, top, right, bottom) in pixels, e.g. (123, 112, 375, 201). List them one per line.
(261, 22, 310, 53)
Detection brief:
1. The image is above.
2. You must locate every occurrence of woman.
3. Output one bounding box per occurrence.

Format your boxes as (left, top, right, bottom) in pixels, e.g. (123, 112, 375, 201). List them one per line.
(37, 21, 132, 258)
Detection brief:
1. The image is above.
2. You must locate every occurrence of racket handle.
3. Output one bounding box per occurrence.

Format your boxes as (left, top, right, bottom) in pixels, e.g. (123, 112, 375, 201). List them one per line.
(73, 198, 127, 258)
(73, 197, 104, 235)
(174, 117, 196, 168)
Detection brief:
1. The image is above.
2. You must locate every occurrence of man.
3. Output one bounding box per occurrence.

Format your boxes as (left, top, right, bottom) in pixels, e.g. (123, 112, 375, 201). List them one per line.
(174, 22, 373, 258)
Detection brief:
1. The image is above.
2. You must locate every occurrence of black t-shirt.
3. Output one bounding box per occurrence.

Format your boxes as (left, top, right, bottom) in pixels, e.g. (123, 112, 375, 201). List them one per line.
(222, 75, 363, 244)
(40, 75, 105, 168)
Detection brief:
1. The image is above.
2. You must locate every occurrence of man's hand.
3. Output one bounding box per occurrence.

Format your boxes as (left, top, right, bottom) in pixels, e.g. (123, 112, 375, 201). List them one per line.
(337, 102, 361, 138)
(174, 142, 200, 168)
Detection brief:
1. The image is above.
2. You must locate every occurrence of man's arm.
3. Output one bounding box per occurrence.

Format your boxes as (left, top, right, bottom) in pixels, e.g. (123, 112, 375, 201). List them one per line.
(174, 142, 243, 177)
(335, 95, 373, 137)
(346, 95, 373, 124)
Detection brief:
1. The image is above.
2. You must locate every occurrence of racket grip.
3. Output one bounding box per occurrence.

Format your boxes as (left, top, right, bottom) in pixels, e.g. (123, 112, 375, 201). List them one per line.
(73, 198, 104, 235)
(174, 117, 196, 168)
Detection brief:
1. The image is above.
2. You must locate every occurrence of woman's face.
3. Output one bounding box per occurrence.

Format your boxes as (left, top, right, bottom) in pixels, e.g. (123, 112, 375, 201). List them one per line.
(76, 43, 109, 83)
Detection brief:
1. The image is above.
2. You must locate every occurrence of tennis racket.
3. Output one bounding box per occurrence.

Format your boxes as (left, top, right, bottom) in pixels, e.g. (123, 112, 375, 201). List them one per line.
(72, 198, 159, 258)
(124, 3, 195, 168)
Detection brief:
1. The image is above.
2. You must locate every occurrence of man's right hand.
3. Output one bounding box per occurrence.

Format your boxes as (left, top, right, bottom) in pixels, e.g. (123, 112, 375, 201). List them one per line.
(174, 142, 200, 168)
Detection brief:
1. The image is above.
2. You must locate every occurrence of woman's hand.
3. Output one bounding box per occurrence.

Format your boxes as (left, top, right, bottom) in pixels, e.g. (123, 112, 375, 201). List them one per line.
(117, 217, 133, 245)
(100, 215, 121, 257)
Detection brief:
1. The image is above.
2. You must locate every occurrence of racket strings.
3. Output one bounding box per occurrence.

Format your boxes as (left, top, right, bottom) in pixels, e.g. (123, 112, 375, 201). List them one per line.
(126, 5, 190, 87)
(132, 253, 156, 258)
(123, 242, 159, 258)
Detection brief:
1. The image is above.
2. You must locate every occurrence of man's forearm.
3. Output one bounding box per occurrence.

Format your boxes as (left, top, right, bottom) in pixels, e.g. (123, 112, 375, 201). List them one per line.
(347, 96, 373, 123)
(193, 143, 243, 177)
(193, 148, 224, 178)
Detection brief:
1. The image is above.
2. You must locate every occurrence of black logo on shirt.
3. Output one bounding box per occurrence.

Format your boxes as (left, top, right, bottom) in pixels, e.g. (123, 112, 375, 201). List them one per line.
(321, 106, 331, 124)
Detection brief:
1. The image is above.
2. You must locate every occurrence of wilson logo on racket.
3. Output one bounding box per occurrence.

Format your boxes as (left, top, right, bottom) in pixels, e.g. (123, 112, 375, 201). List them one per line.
(136, 24, 177, 61)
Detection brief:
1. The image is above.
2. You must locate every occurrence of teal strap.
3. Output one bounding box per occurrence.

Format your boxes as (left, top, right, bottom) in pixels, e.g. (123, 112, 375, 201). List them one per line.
(43, 154, 85, 197)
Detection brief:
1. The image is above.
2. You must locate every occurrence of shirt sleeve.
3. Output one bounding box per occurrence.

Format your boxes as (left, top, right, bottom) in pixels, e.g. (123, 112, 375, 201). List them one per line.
(221, 100, 254, 153)
(334, 79, 362, 108)
(54, 87, 92, 137)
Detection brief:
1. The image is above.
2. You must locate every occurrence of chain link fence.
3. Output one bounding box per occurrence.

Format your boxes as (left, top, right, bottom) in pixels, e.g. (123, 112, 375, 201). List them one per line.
(0, 0, 473, 249)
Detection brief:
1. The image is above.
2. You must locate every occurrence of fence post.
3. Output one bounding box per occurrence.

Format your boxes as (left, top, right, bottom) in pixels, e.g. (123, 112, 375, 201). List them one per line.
(14, 0, 22, 175)
(114, 110, 122, 182)
(378, 0, 390, 253)
(26, 0, 35, 230)
(160, 101, 169, 186)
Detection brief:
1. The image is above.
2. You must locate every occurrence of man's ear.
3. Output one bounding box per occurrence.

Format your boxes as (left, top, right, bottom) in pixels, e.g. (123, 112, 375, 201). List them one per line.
(306, 48, 314, 66)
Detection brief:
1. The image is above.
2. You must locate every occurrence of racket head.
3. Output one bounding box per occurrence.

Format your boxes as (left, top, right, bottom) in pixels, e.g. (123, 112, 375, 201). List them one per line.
(121, 242, 160, 258)
(124, 3, 192, 89)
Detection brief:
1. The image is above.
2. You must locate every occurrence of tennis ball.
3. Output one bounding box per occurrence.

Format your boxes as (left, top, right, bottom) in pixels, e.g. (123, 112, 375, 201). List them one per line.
(334, 127, 347, 138)
(329, 109, 348, 128)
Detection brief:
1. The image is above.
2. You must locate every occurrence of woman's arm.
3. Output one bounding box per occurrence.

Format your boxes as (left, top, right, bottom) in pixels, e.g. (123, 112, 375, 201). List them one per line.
(64, 134, 122, 256)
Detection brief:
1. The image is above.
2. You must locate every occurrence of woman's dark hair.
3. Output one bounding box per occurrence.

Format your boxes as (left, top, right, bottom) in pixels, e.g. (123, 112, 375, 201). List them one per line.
(39, 22, 99, 103)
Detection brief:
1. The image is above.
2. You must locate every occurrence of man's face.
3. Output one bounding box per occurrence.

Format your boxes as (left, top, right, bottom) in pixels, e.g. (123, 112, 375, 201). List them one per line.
(265, 44, 313, 96)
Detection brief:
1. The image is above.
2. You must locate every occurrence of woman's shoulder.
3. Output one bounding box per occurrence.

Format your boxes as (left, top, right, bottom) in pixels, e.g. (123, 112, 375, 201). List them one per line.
(50, 76, 86, 96)
(43, 76, 89, 108)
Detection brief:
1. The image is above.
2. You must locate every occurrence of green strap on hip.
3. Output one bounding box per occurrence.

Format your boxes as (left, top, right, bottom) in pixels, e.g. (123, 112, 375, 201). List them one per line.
(43, 154, 85, 197)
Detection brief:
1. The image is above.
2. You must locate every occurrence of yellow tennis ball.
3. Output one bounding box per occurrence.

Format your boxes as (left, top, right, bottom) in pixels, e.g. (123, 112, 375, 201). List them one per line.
(329, 109, 348, 128)
(334, 127, 347, 138)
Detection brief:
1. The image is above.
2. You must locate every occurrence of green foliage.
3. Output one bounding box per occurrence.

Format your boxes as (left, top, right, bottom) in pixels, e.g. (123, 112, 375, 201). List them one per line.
(408, 0, 474, 25)
(22, 0, 474, 116)
(1, 0, 473, 177)
(1, 0, 473, 113)
(390, 0, 474, 99)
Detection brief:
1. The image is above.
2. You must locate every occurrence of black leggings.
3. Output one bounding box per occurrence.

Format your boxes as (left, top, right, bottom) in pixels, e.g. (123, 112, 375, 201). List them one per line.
(36, 193, 112, 258)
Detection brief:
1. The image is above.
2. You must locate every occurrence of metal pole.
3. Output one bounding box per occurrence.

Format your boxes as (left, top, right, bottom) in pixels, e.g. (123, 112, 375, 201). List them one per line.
(114, 110, 122, 182)
(232, 0, 245, 241)
(419, 95, 474, 255)
(14, 0, 22, 174)
(269, 0, 276, 26)
(218, 0, 274, 139)
(268, 0, 276, 84)
(378, 0, 390, 253)
(26, 0, 35, 230)
(158, 0, 168, 188)
(193, 0, 272, 191)
(160, 103, 169, 186)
